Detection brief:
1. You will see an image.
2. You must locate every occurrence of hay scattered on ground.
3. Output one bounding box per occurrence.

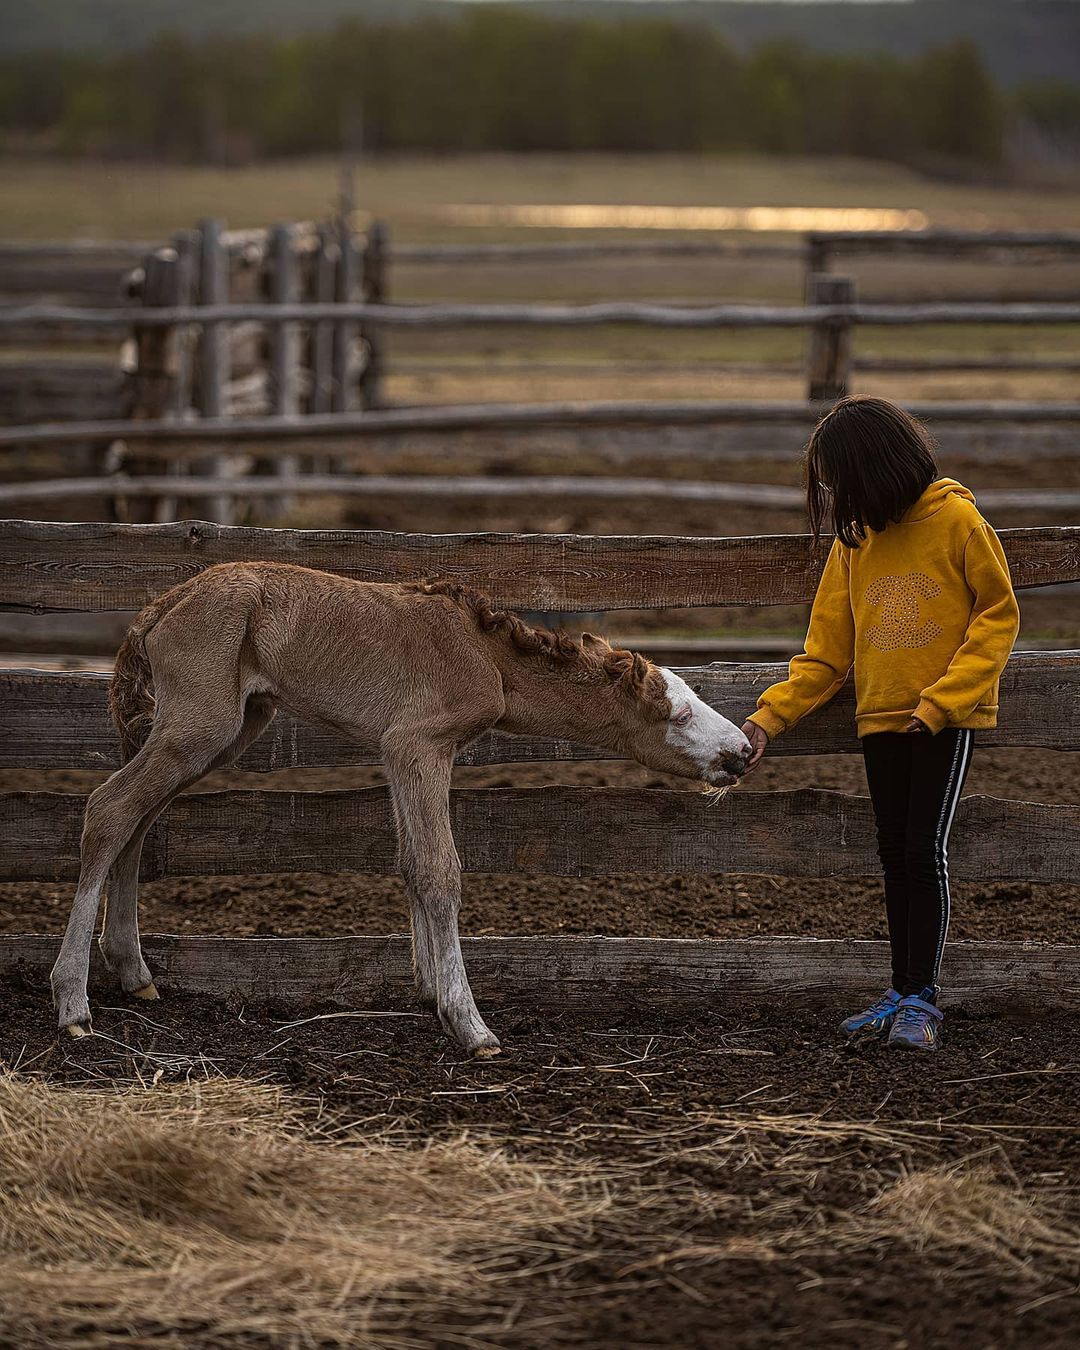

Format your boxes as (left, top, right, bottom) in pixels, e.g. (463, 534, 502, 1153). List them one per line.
(0, 1075, 609, 1349)
(1, 1075, 1077, 1348)
(852, 1165, 1080, 1283)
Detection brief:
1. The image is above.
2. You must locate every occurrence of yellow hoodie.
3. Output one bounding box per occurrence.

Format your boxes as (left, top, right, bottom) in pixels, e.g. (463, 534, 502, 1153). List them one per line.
(749, 478, 1020, 739)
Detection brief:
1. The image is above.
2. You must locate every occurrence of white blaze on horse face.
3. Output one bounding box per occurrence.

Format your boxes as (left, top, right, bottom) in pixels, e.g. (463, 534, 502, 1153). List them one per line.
(660, 668, 751, 781)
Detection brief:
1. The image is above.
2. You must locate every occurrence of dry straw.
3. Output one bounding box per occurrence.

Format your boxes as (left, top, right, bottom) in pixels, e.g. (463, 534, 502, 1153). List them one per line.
(0, 1075, 609, 1349)
(1, 1075, 1076, 1347)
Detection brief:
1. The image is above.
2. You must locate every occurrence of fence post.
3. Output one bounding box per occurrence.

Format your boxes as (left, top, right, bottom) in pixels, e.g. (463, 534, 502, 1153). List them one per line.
(310, 225, 337, 418)
(129, 247, 180, 424)
(151, 231, 198, 522)
(170, 231, 197, 420)
(806, 273, 855, 403)
(359, 219, 387, 409)
(332, 219, 357, 413)
(804, 233, 831, 294)
(268, 222, 299, 514)
(197, 217, 232, 524)
(118, 245, 192, 523)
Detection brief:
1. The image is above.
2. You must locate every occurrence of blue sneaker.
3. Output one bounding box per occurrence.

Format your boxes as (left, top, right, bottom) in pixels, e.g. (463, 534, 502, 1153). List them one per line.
(839, 988, 902, 1038)
(887, 989, 944, 1051)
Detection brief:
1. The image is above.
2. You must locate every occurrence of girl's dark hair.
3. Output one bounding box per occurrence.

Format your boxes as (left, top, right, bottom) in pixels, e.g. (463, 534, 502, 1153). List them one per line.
(805, 395, 938, 547)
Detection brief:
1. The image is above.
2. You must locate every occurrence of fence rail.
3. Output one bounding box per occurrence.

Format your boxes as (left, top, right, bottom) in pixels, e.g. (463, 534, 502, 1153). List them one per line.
(3, 786, 1076, 885)
(6, 400, 1080, 452)
(5, 474, 1079, 515)
(5, 651, 1075, 771)
(7, 299, 1080, 331)
(2, 521, 1075, 613)
(2, 933, 1073, 1006)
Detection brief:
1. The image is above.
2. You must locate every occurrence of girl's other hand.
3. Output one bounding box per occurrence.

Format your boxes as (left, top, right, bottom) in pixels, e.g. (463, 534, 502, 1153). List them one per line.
(740, 720, 768, 773)
(903, 716, 930, 734)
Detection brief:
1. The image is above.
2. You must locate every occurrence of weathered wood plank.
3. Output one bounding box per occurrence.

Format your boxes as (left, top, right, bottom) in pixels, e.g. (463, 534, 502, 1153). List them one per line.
(394, 240, 806, 262)
(7, 474, 1078, 513)
(3, 652, 1076, 771)
(5, 299, 1080, 330)
(0, 933, 1074, 1007)
(267, 223, 300, 511)
(807, 228, 1080, 257)
(5, 400, 1080, 450)
(196, 218, 232, 526)
(1, 788, 1075, 884)
(1, 522, 1075, 614)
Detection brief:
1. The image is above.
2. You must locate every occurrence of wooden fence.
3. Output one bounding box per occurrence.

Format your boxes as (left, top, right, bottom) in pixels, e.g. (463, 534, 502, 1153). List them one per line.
(5, 222, 1080, 528)
(3, 517, 1077, 1005)
(5, 292, 1080, 520)
(0, 220, 384, 437)
(1, 519, 1077, 887)
(5, 222, 1080, 422)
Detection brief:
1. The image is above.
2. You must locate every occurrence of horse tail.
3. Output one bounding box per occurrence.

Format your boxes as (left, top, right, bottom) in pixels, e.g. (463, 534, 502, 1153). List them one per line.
(108, 579, 196, 763)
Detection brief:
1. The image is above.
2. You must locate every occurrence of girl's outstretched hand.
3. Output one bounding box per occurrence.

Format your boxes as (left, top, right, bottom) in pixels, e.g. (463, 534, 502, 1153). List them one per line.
(740, 720, 769, 774)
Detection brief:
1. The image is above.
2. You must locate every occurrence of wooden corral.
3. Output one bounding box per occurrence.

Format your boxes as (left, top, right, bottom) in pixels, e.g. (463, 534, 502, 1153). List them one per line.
(4, 221, 1080, 526)
(0, 518, 1077, 1005)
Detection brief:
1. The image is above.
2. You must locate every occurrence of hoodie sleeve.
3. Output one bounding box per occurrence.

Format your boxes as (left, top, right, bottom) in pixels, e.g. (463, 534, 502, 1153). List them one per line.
(748, 539, 855, 739)
(913, 523, 1020, 734)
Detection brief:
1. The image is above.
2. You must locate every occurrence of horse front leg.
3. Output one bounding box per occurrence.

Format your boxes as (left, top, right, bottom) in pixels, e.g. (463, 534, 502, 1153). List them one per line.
(384, 737, 500, 1057)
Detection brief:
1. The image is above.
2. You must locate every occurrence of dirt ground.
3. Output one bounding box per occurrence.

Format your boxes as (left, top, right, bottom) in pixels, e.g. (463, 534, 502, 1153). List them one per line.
(1, 969, 1077, 1349)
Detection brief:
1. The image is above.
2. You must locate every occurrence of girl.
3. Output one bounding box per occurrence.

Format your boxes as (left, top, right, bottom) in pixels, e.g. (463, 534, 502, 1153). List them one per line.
(741, 396, 1019, 1051)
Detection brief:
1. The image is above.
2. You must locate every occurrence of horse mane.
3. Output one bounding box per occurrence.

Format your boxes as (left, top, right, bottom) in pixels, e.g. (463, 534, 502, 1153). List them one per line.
(408, 578, 669, 706)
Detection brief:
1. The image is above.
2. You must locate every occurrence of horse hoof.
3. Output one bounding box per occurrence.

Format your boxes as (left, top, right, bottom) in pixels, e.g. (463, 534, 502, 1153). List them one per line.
(473, 1043, 501, 1059)
(132, 983, 159, 1000)
(65, 1022, 92, 1039)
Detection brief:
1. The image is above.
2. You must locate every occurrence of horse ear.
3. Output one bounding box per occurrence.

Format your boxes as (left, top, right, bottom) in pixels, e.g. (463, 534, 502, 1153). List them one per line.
(581, 631, 608, 652)
(602, 649, 632, 681)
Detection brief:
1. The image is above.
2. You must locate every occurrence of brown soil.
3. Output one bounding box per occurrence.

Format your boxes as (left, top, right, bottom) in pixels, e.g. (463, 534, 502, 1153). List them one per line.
(1, 971, 1077, 1349)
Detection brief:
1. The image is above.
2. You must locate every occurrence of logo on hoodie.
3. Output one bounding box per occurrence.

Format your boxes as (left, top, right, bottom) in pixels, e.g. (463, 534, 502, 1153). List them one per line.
(865, 573, 943, 652)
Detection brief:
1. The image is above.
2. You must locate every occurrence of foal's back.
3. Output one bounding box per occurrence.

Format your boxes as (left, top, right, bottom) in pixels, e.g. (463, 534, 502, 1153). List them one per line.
(140, 561, 502, 738)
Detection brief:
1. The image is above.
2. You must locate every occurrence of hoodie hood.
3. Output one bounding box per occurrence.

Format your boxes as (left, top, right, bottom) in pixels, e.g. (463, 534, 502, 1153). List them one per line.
(904, 477, 976, 522)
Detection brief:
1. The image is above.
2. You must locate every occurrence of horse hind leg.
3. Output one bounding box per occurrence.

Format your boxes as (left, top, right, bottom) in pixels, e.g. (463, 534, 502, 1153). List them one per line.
(51, 739, 206, 1036)
(384, 736, 499, 1057)
(97, 694, 278, 1006)
(53, 700, 260, 1036)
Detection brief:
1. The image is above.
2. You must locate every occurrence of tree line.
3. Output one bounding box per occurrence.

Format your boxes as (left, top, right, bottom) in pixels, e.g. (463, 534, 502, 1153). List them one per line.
(0, 7, 1069, 166)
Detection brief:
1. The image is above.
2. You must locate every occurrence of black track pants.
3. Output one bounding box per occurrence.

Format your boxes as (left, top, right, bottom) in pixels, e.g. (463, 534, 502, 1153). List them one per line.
(861, 728, 975, 996)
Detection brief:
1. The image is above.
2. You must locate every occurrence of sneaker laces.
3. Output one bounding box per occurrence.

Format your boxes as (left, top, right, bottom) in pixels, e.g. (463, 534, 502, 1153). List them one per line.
(893, 1004, 926, 1033)
(893, 997, 941, 1032)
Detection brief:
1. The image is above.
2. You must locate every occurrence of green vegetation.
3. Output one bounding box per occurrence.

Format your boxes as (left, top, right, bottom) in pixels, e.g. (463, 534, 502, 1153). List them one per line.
(0, 8, 1052, 168)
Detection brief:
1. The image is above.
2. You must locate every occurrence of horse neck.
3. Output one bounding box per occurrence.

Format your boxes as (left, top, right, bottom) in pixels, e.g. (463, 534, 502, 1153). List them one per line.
(494, 652, 631, 751)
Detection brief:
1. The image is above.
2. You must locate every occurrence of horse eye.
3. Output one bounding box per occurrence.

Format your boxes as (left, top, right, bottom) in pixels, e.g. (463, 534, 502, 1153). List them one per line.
(674, 707, 693, 727)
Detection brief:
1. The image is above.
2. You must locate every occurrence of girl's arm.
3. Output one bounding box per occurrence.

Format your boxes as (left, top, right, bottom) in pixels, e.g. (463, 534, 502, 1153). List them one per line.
(913, 523, 1020, 733)
(748, 539, 855, 741)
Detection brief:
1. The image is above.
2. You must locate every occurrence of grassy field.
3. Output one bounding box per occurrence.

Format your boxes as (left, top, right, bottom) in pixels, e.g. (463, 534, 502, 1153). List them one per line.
(4, 152, 1080, 241)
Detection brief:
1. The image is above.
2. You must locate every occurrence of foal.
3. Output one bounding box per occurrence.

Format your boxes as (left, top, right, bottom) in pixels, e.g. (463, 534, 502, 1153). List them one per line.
(51, 563, 751, 1055)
